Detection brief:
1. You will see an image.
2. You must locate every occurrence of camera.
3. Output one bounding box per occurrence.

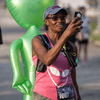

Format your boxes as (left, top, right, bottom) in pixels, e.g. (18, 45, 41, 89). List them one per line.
(74, 11, 82, 22)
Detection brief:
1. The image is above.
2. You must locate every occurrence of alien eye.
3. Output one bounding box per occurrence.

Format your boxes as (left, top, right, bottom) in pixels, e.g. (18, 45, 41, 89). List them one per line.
(50, 67, 60, 76)
(62, 69, 69, 77)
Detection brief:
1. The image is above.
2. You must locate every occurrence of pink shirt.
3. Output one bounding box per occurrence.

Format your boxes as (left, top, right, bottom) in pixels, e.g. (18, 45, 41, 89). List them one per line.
(33, 33, 77, 100)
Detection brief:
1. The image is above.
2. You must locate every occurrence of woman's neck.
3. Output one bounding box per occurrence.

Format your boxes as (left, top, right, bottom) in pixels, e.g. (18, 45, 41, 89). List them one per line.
(46, 30, 61, 45)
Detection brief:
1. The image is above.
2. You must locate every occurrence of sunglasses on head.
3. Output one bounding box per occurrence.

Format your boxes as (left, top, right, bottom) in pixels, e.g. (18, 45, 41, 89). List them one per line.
(46, 15, 67, 21)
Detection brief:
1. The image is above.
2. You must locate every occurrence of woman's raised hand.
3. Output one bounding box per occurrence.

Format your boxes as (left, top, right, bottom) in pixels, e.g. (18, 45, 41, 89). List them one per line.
(64, 17, 83, 39)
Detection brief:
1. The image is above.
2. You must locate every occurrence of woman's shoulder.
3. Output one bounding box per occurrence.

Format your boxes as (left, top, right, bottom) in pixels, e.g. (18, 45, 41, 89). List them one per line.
(32, 34, 45, 57)
(32, 35, 43, 43)
(32, 35, 45, 49)
(32, 34, 42, 40)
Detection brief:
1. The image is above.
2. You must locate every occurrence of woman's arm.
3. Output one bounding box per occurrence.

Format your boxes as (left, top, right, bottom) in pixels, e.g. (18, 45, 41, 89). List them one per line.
(32, 17, 83, 66)
(71, 68, 81, 100)
(32, 34, 67, 66)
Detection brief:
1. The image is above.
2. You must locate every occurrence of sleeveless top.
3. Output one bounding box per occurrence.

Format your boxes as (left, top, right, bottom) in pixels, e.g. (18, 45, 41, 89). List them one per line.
(32, 33, 77, 100)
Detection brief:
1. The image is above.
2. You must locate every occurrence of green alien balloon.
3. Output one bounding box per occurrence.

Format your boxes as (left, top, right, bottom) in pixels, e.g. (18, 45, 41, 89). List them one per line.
(7, 0, 54, 29)
(6, 0, 54, 100)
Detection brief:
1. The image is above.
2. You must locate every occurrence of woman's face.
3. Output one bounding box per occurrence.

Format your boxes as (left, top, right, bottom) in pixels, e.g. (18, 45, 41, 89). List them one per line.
(45, 11, 66, 33)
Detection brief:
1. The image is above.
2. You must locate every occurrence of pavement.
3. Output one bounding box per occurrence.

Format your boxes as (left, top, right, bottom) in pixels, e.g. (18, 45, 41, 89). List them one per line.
(0, 8, 100, 100)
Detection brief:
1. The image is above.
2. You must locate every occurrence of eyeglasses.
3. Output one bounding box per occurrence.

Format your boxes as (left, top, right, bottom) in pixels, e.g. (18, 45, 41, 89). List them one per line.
(46, 15, 67, 21)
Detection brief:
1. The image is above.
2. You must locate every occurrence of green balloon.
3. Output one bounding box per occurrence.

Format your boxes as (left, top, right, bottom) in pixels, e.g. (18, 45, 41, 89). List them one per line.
(7, 0, 54, 100)
(6, 0, 54, 29)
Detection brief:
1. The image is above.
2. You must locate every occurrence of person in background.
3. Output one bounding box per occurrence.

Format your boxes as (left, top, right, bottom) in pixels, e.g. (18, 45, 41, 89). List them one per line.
(0, 26, 3, 46)
(77, 6, 91, 65)
(32, 5, 82, 100)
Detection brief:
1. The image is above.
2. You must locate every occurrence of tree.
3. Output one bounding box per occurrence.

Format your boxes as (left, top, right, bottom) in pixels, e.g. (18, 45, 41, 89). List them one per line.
(86, 0, 100, 33)
(86, 0, 98, 7)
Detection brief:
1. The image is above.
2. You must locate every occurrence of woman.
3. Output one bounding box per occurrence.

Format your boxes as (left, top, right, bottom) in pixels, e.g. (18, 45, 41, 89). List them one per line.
(32, 5, 82, 100)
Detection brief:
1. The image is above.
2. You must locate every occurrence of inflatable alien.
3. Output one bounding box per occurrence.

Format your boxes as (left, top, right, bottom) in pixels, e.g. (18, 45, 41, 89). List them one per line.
(6, 0, 54, 100)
